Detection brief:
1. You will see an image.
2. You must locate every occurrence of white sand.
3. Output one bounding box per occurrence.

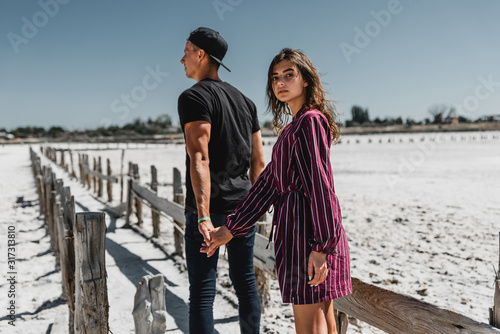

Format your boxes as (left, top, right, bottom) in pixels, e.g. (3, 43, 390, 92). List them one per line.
(1, 131, 499, 333)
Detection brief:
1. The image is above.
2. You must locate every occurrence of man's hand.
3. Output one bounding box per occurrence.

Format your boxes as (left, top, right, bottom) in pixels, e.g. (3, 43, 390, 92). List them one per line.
(198, 219, 214, 245)
(201, 226, 233, 257)
(307, 250, 328, 286)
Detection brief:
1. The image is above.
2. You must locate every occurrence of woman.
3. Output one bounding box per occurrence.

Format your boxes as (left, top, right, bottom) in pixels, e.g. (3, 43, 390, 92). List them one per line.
(203, 48, 352, 334)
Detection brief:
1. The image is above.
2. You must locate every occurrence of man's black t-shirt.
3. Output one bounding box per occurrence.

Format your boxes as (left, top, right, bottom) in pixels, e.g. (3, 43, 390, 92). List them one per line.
(178, 78, 260, 215)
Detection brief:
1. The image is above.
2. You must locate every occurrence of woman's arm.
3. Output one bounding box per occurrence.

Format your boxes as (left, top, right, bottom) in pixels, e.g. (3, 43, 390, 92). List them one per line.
(294, 113, 341, 255)
(203, 161, 277, 256)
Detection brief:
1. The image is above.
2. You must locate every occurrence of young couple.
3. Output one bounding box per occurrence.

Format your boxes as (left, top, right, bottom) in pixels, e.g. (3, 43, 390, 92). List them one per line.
(178, 27, 352, 334)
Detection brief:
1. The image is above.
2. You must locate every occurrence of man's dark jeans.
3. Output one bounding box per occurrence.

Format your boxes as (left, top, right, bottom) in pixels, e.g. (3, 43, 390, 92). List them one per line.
(185, 213, 261, 334)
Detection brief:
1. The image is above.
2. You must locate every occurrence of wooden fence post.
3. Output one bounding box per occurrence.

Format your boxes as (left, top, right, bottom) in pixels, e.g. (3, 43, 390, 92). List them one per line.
(61, 188, 76, 334)
(125, 178, 133, 228)
(120, 149, 125, 203)
(151, 165, 160, 238)
(107, 159, 113, 202)
(61, 150, 66, 171)
(93, 157, 97, 194)
(255, 215, 270, 310)
(132, 274, 167, 334)
(335, 309, 349, 334)
(70, 150, 76, 178)
(173, 168, 185, 257)
(85, 155, 91, 190)
(74, 212, 109, 333)
(97, 157, 103, 198)
(490, 232, 500, 328)
(134, 164, 143, 225)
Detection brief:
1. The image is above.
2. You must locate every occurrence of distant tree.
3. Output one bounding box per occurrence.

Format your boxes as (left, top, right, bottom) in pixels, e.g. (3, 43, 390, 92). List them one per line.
(33, 127, 46, 136)
(458, 116, 471, 123)
(428, 104, 449, 124)
(351, 105, 370, 125)
(155, 114, 172, 127)
(47, 126, 66, 138)
(405, 118, 418, 126)
(373, 117, 382, 124)
(424, 118, 431, 125)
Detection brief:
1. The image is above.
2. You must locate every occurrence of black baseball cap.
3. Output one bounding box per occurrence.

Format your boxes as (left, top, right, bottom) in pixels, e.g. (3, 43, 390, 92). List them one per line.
(188, 27, 231, 72)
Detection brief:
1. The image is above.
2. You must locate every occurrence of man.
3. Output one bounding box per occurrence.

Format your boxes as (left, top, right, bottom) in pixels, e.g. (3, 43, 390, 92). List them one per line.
(178, 27, 265, 334)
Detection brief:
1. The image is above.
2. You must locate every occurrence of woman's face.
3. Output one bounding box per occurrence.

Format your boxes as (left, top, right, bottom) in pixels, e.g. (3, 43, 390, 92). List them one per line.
(271, 60, 308, 107)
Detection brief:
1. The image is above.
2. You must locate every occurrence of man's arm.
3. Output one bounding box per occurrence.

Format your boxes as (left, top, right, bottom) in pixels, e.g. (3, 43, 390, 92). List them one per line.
(184, 120, 213, 240)
(249, 130, 265, 184)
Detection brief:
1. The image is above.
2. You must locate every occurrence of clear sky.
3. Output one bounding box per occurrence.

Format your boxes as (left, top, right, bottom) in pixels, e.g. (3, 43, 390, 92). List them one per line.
(1, 0, 499, 130)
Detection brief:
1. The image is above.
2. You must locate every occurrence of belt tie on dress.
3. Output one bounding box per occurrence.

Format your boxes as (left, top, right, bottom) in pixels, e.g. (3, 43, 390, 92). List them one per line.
(266, 188, 303, 249)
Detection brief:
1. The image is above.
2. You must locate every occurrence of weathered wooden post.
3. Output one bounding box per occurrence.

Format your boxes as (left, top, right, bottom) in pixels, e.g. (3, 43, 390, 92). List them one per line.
(106, 159, 113, 202)
(36, 175, 45, 216)
(97, 157, 103, 198)
(93, 157, 97, 194)
(173, 168, 185, 257)
(125, 177, 133, 228)
(490, 232, 500, 328)
(44, 169, 58, 256)
(61, 187, 76, 334)
(151, 165, 160, 238)
(69, 150, 76, 178)
(334, 309, 349, 334)
(61, 150, 66, 170)
(255, 215, 271, 309)
(74, 212, 109, 333)
(85, 155, 91, 190)
(120, 149, 125, 203)
(132, 274, 167, 334)
(51, 179, 63, 269)
(78, 154, 84, 185)
(133, 164, 143, 225)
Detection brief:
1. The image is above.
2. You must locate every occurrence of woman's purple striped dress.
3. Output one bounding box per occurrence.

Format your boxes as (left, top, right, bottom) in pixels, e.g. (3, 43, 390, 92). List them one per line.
(226, 108, 352, 305)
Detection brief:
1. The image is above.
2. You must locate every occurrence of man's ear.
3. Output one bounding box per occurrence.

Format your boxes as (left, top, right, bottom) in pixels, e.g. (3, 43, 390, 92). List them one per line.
(198, 48, 205, 60)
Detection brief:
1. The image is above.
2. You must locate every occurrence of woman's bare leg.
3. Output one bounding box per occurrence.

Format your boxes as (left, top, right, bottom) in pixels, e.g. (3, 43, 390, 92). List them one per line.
(292, 300, 337, 334)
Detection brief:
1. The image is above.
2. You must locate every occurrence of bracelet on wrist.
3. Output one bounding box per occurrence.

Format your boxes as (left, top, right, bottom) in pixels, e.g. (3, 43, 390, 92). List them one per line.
(197, 216, 211, 224)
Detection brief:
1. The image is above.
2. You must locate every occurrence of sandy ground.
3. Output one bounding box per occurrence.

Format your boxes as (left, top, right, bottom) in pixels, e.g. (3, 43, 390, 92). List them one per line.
(1, 131, 499, 333)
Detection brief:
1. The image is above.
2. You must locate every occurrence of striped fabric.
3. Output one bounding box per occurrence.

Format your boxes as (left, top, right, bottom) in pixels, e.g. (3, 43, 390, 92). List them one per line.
(226, 108, 352, 305)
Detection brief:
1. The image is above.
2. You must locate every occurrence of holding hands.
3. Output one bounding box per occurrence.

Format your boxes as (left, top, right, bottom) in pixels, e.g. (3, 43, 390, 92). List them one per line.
(200, 226, 233, 257)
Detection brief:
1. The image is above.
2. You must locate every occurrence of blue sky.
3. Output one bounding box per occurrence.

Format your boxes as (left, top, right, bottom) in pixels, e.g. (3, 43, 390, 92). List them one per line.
(1, 0, 499, 130)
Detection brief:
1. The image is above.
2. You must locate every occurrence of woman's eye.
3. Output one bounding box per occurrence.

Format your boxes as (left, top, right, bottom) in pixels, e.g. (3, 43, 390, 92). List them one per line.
(271, 77, 278, 81)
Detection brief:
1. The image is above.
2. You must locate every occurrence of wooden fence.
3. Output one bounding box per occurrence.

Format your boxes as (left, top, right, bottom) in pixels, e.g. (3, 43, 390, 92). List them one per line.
(32, 148, 110, 333)
(36, 145, 500, 333)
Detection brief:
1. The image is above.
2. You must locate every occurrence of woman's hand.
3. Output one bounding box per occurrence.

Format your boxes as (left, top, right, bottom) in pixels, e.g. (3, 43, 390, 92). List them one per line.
(307, 250, 328, 286)
(201, 226, 233, 257)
